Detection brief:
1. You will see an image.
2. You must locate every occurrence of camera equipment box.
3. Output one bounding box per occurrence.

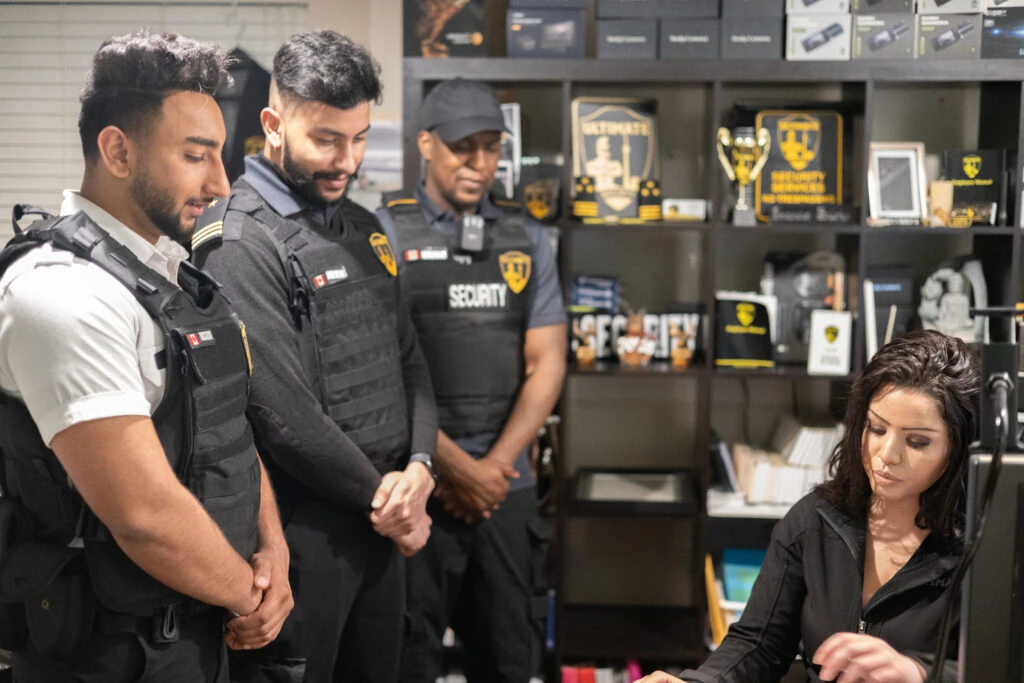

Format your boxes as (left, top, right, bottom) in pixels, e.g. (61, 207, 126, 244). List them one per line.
(657, 0, 721, 16)
(918, 0, 981, 13)
(850, 0, 912, 12)
(507, 9, 586, 58)
(597, 19, 660, 57)
(511, 0, 587, 6)
(853, 14, 915, 58)
(721, 16, 785, 56)
(982, 8, 1024, 57)
(721, 0, 785, 16)
(404, 0, 492, 57)
(786, 14, 852, 59)
(916, 14, 981, 58)
(661, 18, 721, 56)
(598, 0, 658, 16)
(984, 0, 1024, 9)
(787, 0, 850, 16)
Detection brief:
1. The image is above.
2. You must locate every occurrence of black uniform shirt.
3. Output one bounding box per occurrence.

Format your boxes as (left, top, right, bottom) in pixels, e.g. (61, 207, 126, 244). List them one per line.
(194, 155, 438, 510)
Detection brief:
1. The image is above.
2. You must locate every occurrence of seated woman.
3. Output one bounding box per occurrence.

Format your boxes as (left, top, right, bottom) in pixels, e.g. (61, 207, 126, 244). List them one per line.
(639, 330, 979, 683)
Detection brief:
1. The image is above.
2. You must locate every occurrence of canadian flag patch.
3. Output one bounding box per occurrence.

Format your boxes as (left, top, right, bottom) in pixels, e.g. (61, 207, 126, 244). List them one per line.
(312, 268, 348, 288)
(186, 329, 215, 348)
(404, 249, 421, 262)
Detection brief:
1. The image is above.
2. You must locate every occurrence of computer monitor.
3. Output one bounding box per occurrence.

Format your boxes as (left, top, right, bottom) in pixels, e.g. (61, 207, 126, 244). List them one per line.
(960, 453, 1024, 683)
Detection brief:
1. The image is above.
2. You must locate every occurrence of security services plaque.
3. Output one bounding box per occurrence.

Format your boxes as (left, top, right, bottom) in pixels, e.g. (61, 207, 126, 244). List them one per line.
(572, 97, 660, 220)
(754, 110, 843, 222)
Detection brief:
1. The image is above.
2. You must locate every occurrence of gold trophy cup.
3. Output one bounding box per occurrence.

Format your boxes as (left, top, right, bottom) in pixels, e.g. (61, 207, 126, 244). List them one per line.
(716, 126, 771, 226)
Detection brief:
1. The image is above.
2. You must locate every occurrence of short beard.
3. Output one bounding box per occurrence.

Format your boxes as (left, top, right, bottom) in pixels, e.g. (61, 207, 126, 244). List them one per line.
(130, 166, 190, 245)
(281, 142, 347, 208)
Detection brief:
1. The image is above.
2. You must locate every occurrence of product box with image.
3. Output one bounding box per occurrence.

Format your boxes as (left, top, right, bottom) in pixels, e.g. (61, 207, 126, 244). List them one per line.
(853, 14, 915, 58)
(511, 0, 587, 6)
(661, 18, 721, 56)
(403, 0, 490, 57)
(787, 0, 850, 16)
(598, 19, 659, 57)
(657, 0, 721, 16)
(917, 14, 982, 58)
(721, 16, 785, 56)
(721, 0, 785, 16)
(850, 0, 912, 13)
(984, 0, 1024, 9)
(507, 9, 586, 58)
(599, 0, 658, 16)
(787, 14, 852, 59)
(919, 0, 981, 13)
(982, 8, 1024, 57)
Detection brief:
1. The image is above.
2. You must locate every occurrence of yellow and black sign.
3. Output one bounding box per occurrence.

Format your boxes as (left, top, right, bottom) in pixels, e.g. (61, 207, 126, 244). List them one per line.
(962, 154, 981, 179)
(714, 298, 774, 368)
(754, 110, 843, 221)
(525, 178, 558, 222)
(499, 250, 531, 294)
(942, 149, 1004, 224)
(369, 232, 397, 277)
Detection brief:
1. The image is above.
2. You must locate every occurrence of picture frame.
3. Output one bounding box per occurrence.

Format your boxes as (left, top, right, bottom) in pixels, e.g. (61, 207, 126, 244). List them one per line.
(867, 142, 928, 223)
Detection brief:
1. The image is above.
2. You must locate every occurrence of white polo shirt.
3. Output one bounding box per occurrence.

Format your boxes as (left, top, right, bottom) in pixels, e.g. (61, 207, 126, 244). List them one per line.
(0, 191, 189, 445)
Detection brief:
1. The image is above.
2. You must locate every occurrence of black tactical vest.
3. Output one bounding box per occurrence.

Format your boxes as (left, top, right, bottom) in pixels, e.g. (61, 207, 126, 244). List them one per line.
(193, 182, 410, 473)
(383, 191, 532, 438)
(0, 211, 261, 616)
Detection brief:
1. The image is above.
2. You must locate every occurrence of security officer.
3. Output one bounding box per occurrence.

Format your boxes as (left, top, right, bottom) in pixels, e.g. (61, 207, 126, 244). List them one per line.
(191, 31, 437, 682)
(377, 78, 567, 682)
(0, 31, 291, 682)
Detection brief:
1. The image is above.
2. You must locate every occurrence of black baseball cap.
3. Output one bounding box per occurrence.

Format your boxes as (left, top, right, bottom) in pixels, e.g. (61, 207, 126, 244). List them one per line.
(419, 78, 508, 143)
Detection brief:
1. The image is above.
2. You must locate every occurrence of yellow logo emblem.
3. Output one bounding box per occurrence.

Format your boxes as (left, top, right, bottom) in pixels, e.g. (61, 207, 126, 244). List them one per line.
(825, 325, 839, 344)
(525, 179, 557, 221)
(244, 135, 265, 157)
(736, 302, 755, 327)
(777, 114, 822, 172)
(962, 154, 981, 179)
(499, 251, 531, 294)
(369, 233, 397, 277)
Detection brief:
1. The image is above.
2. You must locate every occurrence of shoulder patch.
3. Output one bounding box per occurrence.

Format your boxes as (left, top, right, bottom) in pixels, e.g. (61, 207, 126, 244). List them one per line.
(493, 199, 522, 211)
(386, 197, 418, 209)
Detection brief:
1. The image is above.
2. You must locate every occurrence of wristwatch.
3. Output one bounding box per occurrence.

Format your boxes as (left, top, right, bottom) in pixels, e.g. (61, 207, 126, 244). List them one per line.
(409, 452, 437, 482)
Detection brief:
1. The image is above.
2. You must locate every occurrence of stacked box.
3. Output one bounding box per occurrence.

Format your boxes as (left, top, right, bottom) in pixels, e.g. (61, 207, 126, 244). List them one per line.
(787, 0, 850, 15)
(787, 14, 853, 58)
(918, 0, 982, 12)
(917, 13, 982, 58)
(657, 0, 721, 15)
(721, 17, 786, 56)
(661, 18, 721, 56)
(403, 0, 489, 57)
(598, 0, 658, 15)
(982, 7, 1024, 56)
(850, 0, 913, 13)
(853, 13, 915, 58)
(721, 0, 785, 14)
(510, 0, 587, 6)
(597, 19, 660, 57)
(507, 9, 586, 57)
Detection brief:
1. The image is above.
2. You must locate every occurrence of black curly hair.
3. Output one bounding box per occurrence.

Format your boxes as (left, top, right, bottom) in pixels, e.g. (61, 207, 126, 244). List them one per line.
(272, 30, 381, 110)
(816, 330, 980, 539)
(79, 30, 231, 162)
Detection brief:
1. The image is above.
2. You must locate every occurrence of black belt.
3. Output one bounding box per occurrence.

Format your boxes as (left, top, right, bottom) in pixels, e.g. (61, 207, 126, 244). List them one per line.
(96, 600, 217, 644)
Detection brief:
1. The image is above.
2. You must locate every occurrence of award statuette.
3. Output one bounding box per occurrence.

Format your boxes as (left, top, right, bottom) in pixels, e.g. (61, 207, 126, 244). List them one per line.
(716, 126, 771, 226)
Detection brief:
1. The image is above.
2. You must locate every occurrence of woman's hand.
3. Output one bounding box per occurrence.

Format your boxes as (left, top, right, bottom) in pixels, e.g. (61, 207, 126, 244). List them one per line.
(813, 632, 927, 682)
(633, 672, 686, 683)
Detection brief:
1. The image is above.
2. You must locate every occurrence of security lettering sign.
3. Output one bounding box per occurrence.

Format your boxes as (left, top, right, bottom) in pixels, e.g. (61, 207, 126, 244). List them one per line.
(499, 250, 531, 294)
(754, 110, 843, 221)
(448, 283, 508, 310)
(369, 232, 397, 276)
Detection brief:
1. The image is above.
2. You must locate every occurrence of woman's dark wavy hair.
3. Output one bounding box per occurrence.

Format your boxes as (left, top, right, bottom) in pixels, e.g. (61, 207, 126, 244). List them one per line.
(79, 30, 231, 163)
(815, 330, 980, 539)
(272, 30, 382, 110)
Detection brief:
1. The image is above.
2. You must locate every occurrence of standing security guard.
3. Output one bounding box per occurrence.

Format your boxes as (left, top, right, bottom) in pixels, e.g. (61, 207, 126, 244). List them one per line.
(377, 78, 567, 682)
(0, 31, 291, 682)
(191, 30, 437, 682)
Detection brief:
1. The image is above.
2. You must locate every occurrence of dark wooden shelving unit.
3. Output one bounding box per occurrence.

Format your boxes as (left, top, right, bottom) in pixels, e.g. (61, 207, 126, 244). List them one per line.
(400, 53, 1024, 678)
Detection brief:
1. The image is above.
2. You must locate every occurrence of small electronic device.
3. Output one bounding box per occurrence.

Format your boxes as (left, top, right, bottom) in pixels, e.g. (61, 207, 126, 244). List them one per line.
(867, 21, 910, 50)
(932, 20, 974, 50)
(801, 22, 844, 51)
(460, 214, 485, 252)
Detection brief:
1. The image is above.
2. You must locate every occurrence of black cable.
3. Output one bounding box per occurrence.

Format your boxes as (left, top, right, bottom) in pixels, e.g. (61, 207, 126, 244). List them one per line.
(925, 375, 1012, 683)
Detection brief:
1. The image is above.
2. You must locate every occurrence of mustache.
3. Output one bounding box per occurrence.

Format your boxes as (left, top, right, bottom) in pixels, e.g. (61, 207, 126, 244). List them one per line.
(313, 170, 346, 181)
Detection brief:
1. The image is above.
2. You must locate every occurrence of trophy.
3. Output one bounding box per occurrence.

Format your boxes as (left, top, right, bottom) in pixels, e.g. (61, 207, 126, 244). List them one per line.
(716, 126, 771, 226)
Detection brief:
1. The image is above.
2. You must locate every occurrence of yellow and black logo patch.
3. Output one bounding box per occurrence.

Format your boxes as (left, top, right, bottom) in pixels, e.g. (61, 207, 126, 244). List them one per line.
(370, 232, 397, 277)
(962, 154, 981, 180)
(499, 250, 531, 294)
(736, 302, 755, 327)
(825, 325, 839, 344)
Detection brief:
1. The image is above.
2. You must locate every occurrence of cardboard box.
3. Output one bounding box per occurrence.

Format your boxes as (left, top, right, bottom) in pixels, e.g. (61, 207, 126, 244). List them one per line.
(850, 0, 913, 13)
(510, 0, 587, 6)
(720, 16, 785, 56)
(853, 14, 915, 58)
(787, 0, 850, 15)
(984, 0, 1024, 9)
(918, 0, 982, 14)
(598, 0, 658, 16)
(597, 19, 660, 57)
(787, 14, 852, 58)
(507, 9, 586, 57)
(403, 0, 490, 57)
(982, 8, 1024, 56)
(917, 14, 981, 58)
(657, 0, 721, 16)
(721, 0, 785, 16)
(660, 18, 721, 56)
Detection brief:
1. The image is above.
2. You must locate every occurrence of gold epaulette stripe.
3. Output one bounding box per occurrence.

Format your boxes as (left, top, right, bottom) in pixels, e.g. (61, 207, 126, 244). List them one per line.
(494, 199, 521, 208)
(386, 198, 418, 208)
(191, 220, 224, 249)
